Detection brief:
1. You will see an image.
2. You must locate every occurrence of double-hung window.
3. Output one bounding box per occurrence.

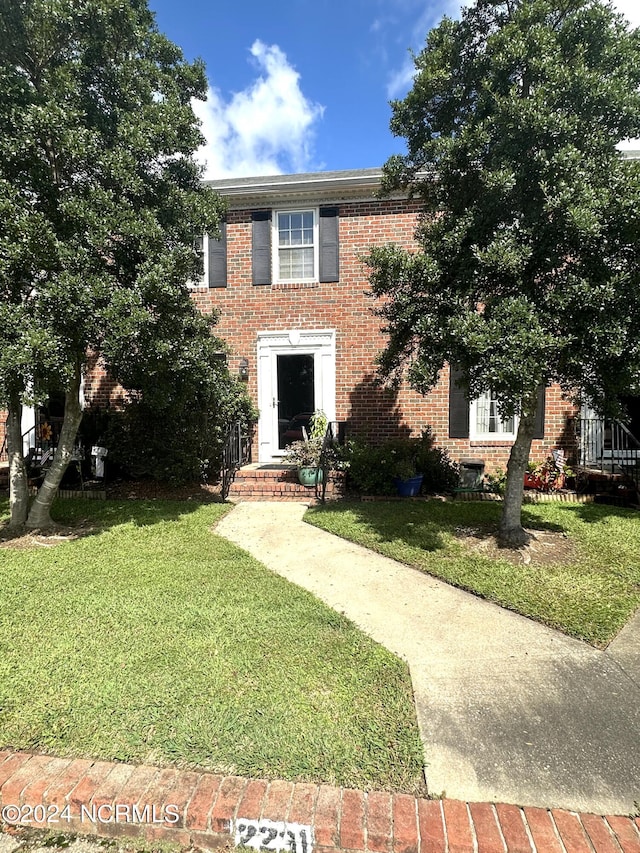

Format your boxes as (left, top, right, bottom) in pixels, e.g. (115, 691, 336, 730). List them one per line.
(274, 209, 318, 282)
(192, 235, 207, 286)
(449, 367, 545, 440)
(470, 390, 517, 440)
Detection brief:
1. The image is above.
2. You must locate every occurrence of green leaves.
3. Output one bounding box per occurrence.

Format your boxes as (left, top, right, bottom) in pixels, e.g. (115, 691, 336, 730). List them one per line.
(0, 0, 225, 409)
(371, 0, 640, 416)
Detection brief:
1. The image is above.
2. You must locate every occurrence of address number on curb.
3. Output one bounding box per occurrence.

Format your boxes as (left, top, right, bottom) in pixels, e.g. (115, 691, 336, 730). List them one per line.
(233, 817, 313, 853)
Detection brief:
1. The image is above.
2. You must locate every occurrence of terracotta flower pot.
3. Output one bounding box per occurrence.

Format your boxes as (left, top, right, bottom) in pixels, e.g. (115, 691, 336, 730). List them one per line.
(524, 472, 542, 490)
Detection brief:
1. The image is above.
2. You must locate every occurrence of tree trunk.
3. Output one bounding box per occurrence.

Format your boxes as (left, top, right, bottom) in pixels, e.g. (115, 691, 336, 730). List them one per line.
(26, 368, 83, 529)
(498, 396, 538, 548)
(6, 392, 29, 528)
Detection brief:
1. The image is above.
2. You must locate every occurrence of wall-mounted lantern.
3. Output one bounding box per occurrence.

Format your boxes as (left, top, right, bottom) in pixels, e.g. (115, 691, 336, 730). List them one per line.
(238, 358, 249, 381)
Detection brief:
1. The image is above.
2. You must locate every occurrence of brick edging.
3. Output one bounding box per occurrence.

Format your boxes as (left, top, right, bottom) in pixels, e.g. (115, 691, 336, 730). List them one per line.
(0, 751, 638, 852)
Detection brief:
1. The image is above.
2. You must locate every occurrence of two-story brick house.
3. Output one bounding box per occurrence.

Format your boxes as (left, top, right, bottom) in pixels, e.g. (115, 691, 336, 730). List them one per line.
(0, 167, 584, 494)
(191, 168, 575, 476)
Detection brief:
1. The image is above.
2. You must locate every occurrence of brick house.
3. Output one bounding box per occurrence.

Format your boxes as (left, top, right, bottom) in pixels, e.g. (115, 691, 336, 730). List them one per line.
(4, 166, 636, 494)
(190, 168, 576, 474)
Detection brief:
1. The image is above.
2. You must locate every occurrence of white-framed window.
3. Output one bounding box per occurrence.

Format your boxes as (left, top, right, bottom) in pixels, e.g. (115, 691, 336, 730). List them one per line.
(188, 235, 208, 288)
(470, 390, 517, 440)
(273, 209, 318, 282)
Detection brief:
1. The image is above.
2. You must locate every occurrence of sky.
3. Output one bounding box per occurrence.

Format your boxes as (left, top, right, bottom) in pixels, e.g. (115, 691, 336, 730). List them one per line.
(147, 0, 640, 179)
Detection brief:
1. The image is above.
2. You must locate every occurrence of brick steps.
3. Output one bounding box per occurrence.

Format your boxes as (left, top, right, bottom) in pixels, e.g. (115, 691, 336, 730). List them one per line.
(228, 465, 343, 502)
(0, 751, 639, 852)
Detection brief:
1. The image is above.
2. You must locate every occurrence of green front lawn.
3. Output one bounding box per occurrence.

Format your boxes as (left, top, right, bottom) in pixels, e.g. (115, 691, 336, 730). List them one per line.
(0, 499, 425, 793)
(305, 500, 640, 647)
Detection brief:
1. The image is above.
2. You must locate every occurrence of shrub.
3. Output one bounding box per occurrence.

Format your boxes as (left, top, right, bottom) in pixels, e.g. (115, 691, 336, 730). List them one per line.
(104, 373, 256, 486)
(344, 427, 459, 495)
(415, 428, 460, 493)
(485, 467, 507, 495)
(344, 440, 397, 495)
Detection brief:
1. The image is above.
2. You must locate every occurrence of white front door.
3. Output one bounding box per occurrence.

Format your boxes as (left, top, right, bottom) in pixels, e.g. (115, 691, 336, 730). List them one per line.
(257, 330, 336, 462)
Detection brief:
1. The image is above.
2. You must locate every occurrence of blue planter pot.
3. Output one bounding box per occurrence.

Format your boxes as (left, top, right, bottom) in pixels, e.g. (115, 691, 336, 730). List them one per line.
(298, 467, 324, 487)
(394, 475, 423, 497)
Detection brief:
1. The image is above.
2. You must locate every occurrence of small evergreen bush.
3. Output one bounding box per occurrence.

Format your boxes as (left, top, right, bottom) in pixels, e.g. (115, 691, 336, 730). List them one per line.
(344, 427, 459, 495)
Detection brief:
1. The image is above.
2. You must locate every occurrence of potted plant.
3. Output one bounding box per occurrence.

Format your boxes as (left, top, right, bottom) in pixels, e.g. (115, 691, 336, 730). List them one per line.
(391, 457, 424, 497)
(536, 454, 574, 492)
(524, 462, 542, 490)
(283, 410, 328, 486)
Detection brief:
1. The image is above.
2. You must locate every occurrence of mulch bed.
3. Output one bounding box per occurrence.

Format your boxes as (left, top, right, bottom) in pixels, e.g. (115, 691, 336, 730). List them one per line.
(104, 478, 223, 502)
(455, 526, 576, 566)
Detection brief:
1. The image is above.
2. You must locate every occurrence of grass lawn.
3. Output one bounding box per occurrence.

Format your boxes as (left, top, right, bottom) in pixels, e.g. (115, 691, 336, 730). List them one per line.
(0, 498, 425, 793)
(305, 500, 640, 647)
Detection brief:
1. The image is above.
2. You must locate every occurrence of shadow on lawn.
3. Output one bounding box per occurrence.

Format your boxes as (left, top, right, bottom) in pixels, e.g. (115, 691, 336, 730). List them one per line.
(314, 498, 569, 555)
(0, 494, 225, 548)
(559, 500, 640, 524)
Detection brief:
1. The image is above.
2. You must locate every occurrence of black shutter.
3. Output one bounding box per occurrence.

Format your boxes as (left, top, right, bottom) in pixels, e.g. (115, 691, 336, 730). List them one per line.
(449, 366, 470, 438)
(319, 206, 339, 283)
(533, 385, 546, 439)
(208, 223, 227, 288)
(252, 211, 271, 286)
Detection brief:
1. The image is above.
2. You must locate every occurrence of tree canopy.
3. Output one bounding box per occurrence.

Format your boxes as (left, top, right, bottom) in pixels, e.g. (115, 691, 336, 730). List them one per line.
(368, 0, 640, 544)
(0, 0, 233, 527)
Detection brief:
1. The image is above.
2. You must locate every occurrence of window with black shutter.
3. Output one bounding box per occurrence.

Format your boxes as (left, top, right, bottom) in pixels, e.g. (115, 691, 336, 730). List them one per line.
(207, 223, 227, 288)
(253, 206, 340, 285)
(252, 211, 272, 286)
(448, 367, 546, 440)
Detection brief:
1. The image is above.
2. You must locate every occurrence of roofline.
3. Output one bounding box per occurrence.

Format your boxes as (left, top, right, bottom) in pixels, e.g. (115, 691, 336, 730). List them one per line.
(205, 168, 387, 207)
(207, 168, 383, 194)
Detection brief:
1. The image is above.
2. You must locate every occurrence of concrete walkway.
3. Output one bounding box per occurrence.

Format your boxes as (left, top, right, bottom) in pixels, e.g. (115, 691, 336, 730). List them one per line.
(215, 502, 640, 816)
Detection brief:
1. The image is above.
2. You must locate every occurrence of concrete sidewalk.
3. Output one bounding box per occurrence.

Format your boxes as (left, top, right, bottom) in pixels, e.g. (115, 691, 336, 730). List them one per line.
(215, 502, 640, 816)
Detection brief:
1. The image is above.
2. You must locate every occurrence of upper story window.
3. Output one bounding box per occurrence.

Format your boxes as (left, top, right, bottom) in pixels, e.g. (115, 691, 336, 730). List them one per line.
(189, 226, 227, 289)
(192, 235, 208, 287)
(274, 209, 318, 282)
(252, 206, 339, 286)
(470, 390, 517, 440)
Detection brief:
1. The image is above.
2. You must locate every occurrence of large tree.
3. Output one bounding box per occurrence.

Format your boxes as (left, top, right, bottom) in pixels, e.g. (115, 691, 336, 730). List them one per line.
(0, 0, 226, 527)
(369, 0, 640, 545)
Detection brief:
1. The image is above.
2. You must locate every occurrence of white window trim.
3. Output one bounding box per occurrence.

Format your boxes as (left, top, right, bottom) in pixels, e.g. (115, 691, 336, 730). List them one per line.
(469, 392, 518, 441)
(187, 235, 209, 289)
(272, 207, 319, 284)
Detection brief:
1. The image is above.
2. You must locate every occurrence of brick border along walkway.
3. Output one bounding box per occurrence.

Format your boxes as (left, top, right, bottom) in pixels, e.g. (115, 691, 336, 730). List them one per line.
(0, 753, 639, 853)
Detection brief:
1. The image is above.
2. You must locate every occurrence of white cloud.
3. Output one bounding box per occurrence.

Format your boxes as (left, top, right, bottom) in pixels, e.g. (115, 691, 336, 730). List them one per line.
(192, 40, 325, 179)
(387, 58, 416, 99)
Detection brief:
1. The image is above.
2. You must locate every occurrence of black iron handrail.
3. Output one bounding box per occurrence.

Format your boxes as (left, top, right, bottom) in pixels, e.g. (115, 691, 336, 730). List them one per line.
(220, 421, 251, 500)
(1, 423, 37, 464)
(576, 417, 640, 490)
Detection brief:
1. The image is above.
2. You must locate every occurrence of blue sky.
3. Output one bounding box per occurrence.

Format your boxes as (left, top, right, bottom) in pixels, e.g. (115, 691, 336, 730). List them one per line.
(148, 0, 640, 179)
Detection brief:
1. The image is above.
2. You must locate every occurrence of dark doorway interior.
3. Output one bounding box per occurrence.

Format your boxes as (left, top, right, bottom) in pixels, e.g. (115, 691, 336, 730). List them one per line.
(277, 354, 314, 450)
(620, 396, 640, 439)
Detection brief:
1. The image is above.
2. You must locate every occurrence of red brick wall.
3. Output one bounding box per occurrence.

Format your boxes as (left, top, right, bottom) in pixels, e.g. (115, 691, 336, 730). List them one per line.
(82, 352, 129, 411)
(2, 194, 578, 476)
(190, 197, 578, 471)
